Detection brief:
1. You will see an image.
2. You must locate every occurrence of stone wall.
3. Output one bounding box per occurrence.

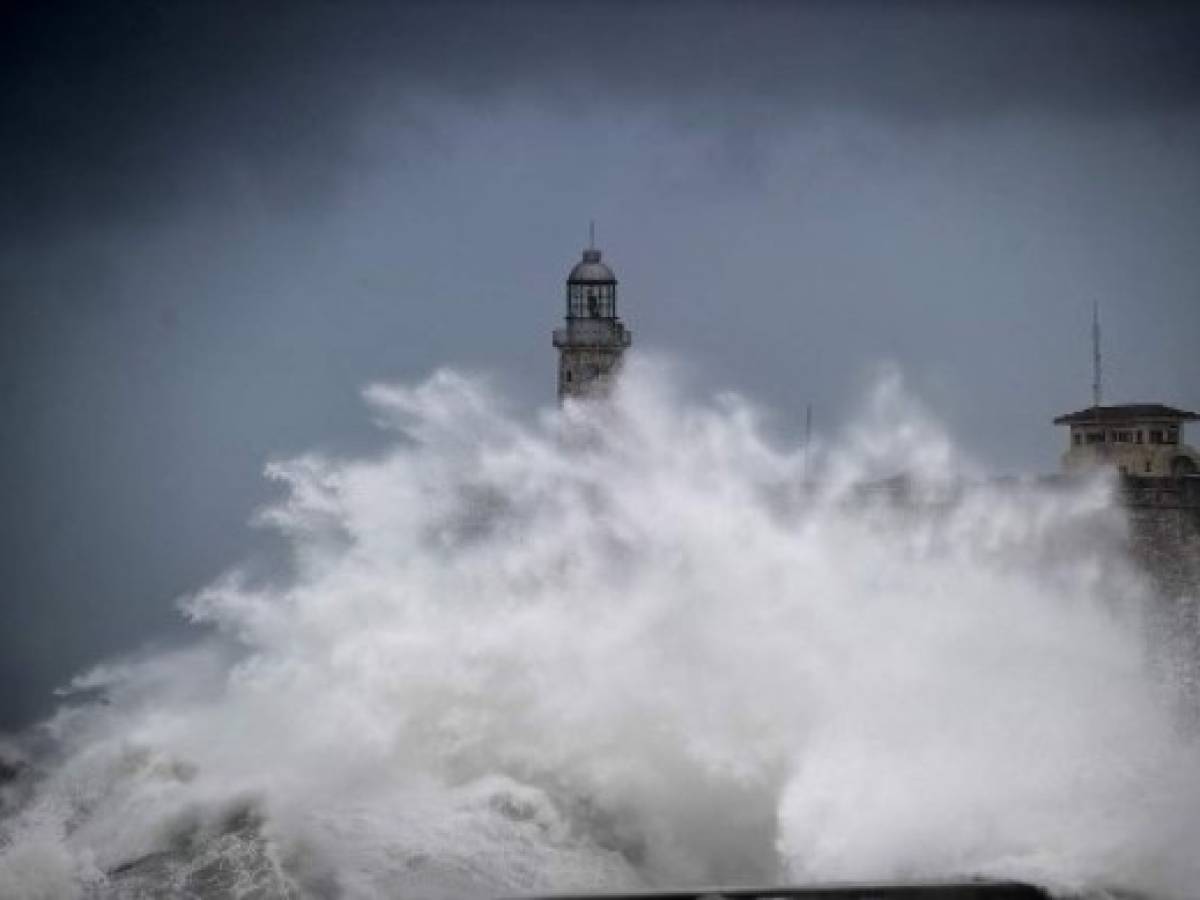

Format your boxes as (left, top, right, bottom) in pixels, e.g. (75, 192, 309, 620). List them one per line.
(1122, 476, 1200, 595)
(1120, 477, 1200, 712)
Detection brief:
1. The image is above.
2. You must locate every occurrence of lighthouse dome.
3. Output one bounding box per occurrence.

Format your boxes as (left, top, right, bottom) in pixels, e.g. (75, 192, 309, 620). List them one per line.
(568, 248, 617, 283)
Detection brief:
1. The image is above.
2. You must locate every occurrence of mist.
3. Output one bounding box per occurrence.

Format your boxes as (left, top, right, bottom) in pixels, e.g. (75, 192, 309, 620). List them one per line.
(2, 362, 1198, 898)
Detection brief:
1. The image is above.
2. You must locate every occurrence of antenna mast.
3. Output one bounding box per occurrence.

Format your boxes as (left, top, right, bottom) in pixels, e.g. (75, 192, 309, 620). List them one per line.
(1092, 301, 1102, 408)
(589, 220, 595, 250)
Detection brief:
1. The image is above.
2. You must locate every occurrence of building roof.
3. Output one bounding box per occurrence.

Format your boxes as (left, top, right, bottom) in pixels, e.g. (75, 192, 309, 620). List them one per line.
(568, 248, 617, 283)
(1053, 403, 1200, 426)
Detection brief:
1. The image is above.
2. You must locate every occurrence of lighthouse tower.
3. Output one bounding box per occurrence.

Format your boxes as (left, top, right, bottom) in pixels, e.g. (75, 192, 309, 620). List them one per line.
(551, 240, 632, 401)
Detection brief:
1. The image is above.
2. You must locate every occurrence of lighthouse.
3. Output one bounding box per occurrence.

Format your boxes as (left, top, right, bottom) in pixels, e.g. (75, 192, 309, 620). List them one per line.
(551, 239, 632, 401)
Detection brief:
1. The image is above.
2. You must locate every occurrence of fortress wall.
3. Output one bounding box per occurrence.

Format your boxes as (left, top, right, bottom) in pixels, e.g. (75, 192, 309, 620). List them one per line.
(1120, 477, 1200, 708)
(1123, 477, 1200, 598)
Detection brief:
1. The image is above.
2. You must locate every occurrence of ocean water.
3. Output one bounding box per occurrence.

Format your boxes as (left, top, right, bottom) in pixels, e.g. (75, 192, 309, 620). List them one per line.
(1, 361, 1197, 899)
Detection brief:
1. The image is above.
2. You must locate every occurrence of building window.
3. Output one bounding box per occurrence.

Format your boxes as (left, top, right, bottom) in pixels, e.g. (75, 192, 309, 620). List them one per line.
(1149, 429, 1164, 444)
(1086, 431, 1104, 444)
(1145, 460, 1153, 473)
(1073, 433, 1082, 446)
(1136, 430, 1143, 444)
(1167, 426, 1179, 444)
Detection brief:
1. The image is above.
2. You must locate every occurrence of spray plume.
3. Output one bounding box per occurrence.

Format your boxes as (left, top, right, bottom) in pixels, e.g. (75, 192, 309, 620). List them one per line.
(0, 359, 1197, 899)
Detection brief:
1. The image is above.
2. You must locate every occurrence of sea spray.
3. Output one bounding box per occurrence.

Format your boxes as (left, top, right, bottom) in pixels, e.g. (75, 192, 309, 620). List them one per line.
(1, 359, 1197, 899)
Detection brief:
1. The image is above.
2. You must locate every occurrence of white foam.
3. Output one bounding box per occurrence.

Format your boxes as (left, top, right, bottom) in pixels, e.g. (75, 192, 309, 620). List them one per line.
(1, 359, 1195, 899)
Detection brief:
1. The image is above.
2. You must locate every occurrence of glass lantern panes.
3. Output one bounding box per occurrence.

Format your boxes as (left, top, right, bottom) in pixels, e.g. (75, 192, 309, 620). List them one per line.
(567, 282, 616, 318)
(568, 285, 584, 317)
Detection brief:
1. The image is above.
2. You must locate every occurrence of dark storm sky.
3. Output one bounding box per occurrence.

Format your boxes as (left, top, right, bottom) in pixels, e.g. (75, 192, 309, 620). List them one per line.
(3, 1, 1200, 729)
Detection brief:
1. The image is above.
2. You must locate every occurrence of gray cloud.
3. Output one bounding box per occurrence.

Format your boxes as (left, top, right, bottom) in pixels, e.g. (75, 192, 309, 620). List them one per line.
(3, 1, 1199, 241)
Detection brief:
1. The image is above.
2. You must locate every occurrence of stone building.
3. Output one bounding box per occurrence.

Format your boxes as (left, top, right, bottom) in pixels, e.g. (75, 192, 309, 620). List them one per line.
(1054, 404, 1200, 476)
(552, 244, 632, 401)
